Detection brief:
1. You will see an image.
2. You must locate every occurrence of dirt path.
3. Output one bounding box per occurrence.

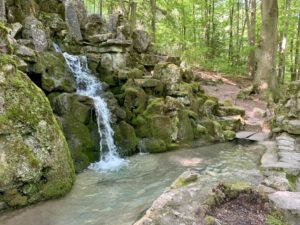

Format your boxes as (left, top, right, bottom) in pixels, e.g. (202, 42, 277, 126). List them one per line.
(195, 69, 271, 133)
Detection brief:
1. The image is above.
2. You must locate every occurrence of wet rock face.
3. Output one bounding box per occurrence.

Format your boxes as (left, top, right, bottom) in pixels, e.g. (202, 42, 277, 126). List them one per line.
(49, 93, 100, 173)
(273, 81, 300, 135)
(0, 60, 75, 210)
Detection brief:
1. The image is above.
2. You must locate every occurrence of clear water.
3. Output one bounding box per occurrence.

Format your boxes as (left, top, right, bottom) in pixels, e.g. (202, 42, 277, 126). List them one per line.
(0, 142, 264, 225)
(61, 49, 127, 171)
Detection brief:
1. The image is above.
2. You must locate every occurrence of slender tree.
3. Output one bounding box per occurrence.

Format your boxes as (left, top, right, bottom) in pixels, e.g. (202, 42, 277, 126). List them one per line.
(256, 0, 279, 99)
(278, 0, 292, 83)
(150, 0, 156, 42)
(0, 0, 5, 22)
(292, 14, 300, 81)
(245, 0, 256, 78)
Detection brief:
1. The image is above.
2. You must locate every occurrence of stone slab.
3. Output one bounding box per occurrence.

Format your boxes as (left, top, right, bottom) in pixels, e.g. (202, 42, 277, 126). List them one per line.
(269, 191, 300, 213)
(246, 132, 269, 141)
(236, 131, 256, 139)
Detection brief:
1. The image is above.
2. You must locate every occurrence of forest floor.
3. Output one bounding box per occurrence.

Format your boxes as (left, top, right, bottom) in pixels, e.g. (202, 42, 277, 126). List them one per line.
(207, 193, 266, 225)
(194, 69, 271, 133)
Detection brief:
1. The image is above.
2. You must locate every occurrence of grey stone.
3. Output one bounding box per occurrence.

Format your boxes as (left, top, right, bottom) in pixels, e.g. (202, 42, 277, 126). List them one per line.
(22, 16, 48, 52)
(235, 131, 256, 139)
(65, 0, 82, 41)
(9, 22, 22, 38)
(16, 45, 36, 62)
(87, 33, 113, 43)
(269, 191, 300, 215)
(133, 30, 151, 53)
(287, 120, 300, 135)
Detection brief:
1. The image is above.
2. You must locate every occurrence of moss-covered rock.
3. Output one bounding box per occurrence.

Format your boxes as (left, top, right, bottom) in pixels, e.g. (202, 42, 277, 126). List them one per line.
(0, 59, 75, 209)
(177, 110, 194, 142)
(138, 138, 167, 153)
(219, 106, 246, 117)
(114, 121, 139, 156)
(33, 52, 76, 93)
(50, 93, 99, 173)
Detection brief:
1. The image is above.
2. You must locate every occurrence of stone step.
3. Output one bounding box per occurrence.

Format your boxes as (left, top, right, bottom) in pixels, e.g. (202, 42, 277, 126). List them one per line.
(236, 131, 269, 141)
(269, 191, 300, 224)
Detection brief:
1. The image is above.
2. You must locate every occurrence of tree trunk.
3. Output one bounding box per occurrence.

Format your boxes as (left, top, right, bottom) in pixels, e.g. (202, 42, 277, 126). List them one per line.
(292, 15, 300, 81)
(278, 0, 292, 83)
(129, 1, 137, 35)
(0, 0, 6, 22)
(255, 0, 278, 99)
(245, 0, 256, 78)
(150, 0, 156, 42)
(99, 0, 103, 16)
(229, 2, 234, 62)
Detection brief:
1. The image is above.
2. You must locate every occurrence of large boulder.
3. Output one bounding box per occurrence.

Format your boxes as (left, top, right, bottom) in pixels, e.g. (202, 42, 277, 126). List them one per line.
(64, 0, 83, 41)
(33, 52, 76, 93)
(114, 121, 138, 156)
(22, 16, 48, 52)
(49, 93, 100, 173)
(273, 81, 300, 135)
(0, 59, 75, 209)
(132, 30, 151, 53)
(5, 0, 39, 23)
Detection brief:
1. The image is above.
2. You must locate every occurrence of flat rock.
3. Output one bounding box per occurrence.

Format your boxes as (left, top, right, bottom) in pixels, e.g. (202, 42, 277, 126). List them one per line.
(246, 132, 270, 141)
(101, 39, 132, 46)
(279, 152, 300, 163)
(262, 162, 300, 175)
(287, 120, 300, 135)
(236, 131, 256, 139)
(269, 191, 300, 214)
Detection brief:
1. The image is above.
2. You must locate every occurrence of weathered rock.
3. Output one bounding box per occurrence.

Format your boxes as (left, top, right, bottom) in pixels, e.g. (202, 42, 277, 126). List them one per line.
(36, 52, 76, 93)
(49, 93, 100, 173)
(138, 138, 167, 153)
(0, 60, 75, 208)
(9, 22, 22, 38)
(287, 120, 300, 135)
(269, 191, 300, 224)
(87, 33, 113, 43)
(132, 30, 151, 53)
(15, 45, 36, 62)
(219, 106, 245, 117)
(114, 121, 138, 156)
(39, 12, 66, 35)
(22, 16, 48, 52)
(6, 0, 39, 23)
(64, 0, 82, 41)
(84, 14, 107, 37)
(38, 0, 65, 18)
(0, 23, 13, 54)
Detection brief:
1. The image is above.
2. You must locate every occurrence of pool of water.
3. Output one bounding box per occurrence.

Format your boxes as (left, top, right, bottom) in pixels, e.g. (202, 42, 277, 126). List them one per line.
(0, 142, 265, 225)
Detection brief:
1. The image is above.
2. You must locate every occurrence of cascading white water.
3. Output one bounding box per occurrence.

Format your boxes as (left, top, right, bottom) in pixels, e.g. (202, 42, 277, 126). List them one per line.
(54, 44, 127, 171)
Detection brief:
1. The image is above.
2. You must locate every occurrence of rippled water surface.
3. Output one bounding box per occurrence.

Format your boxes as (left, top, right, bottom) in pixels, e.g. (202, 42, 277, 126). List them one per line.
(0, 142, 264, 225)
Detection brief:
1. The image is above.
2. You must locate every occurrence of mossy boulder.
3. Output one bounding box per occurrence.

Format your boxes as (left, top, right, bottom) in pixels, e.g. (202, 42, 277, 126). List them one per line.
(138, 138, 167, 153)
(114, 121, 139, 156)
(33, 52, 76, 93)
(219, 106, 246, 117)
(177, 110, 194, 142)
(50, 93, 100, 173)
(123, 85, 148, 118)
(0, 60, 75, 209)
(6, 0, 39, 23)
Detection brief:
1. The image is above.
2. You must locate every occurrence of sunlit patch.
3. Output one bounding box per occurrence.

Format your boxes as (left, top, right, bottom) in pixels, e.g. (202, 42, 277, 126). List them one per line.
(170, 156, 203, 166)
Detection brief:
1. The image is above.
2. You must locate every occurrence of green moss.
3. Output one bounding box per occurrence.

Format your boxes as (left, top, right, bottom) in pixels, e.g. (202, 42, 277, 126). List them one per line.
(0, 55, 17, 67)
(266, 211, 289, 225)
(3, 189, 28, 207)
(286, 174, 299, 191)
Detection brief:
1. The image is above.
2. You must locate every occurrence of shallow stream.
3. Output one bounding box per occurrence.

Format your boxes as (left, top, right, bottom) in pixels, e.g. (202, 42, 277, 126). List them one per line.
(0, 142, 264, 225)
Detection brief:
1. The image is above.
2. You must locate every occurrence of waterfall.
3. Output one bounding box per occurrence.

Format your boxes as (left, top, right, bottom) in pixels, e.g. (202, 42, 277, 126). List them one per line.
(54, 44, 127, 171)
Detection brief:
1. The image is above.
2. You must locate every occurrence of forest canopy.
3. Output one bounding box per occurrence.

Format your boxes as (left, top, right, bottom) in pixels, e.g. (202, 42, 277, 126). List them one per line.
(84, 0, 300, 83)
